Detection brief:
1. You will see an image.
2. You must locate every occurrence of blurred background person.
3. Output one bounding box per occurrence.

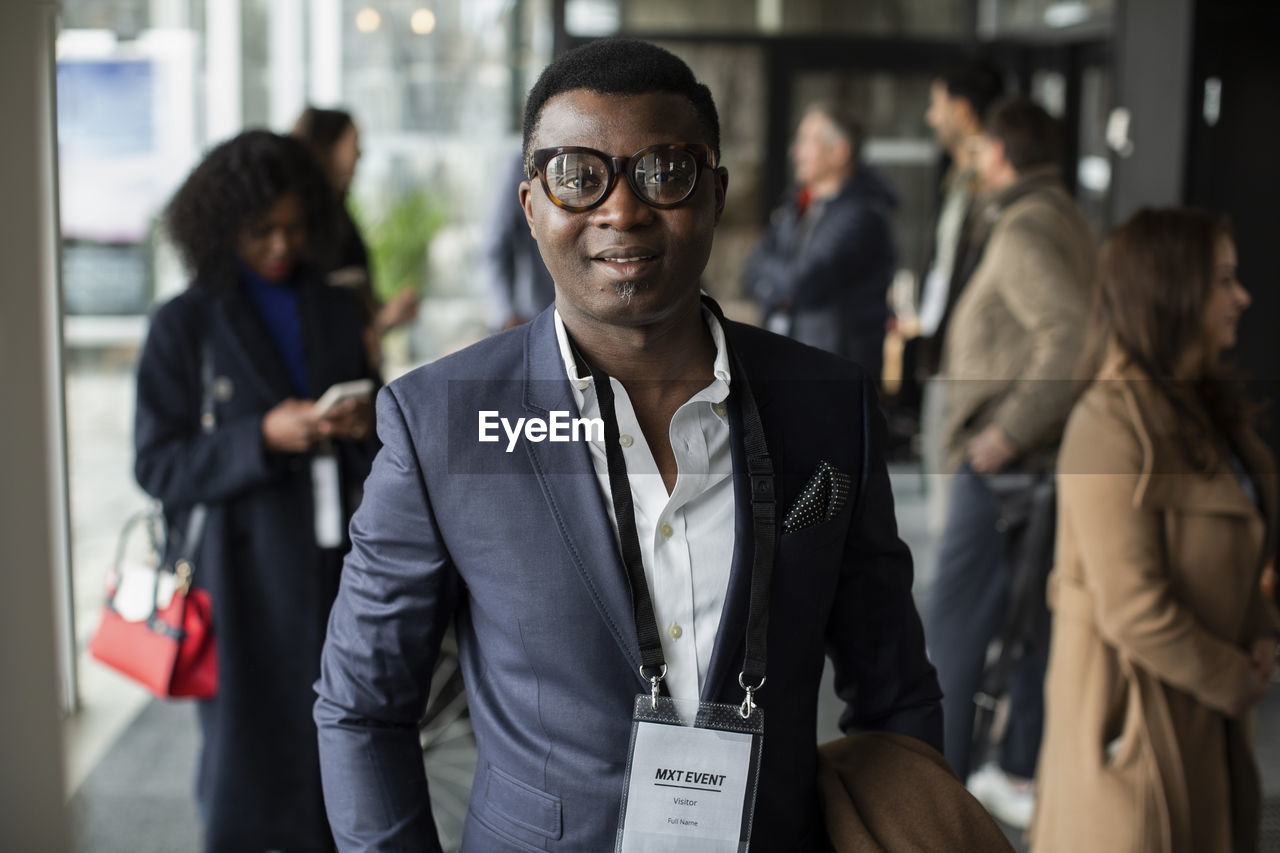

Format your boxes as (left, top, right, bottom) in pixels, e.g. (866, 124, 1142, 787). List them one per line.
(292, 106, 419, 367)
(744, 101, 898, 381)
(482, 148, 555, 330)
(924, 95, 1096, 828)
(915, 60, 1005, 533)
(1034, 207, 1277, 852)
(916, 60, 1005, 383)
(135, 130, 380, 852)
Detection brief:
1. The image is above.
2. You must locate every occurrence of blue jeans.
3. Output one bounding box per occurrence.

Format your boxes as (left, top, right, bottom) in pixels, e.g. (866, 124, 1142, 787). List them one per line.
(923, 464, 1047, 780)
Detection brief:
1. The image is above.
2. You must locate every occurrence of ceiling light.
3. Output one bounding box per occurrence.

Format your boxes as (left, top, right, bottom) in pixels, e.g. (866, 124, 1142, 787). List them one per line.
(355, 7, 381, 33)
(1044, 1, 1090, 28)
(411, 9, 437, 35)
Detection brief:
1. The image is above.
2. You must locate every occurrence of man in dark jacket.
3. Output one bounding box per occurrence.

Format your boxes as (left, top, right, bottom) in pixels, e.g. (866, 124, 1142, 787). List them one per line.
(482, 148, 556, 330)
(745, 102, 898, 380)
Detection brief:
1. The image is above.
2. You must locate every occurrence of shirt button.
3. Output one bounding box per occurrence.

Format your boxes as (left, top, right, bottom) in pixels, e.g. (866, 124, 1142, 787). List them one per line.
(659, 523, 673, 539)
(715, 370, 729, 381)
(574, 379, 589, 391)
(712, 402, 727, 418)
(669, 624, 683, 639)
(618, 434, 634, 448)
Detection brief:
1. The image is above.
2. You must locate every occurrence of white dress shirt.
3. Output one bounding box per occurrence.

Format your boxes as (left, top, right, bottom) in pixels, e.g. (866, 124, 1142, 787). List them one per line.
(918, 175, 973, 337)
(553, 307, 736, 701)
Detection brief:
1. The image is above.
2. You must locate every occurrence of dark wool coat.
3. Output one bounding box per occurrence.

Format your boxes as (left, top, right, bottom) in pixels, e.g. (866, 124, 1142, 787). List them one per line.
(744, 166, 899, 379)
(134, 272, 379, 852)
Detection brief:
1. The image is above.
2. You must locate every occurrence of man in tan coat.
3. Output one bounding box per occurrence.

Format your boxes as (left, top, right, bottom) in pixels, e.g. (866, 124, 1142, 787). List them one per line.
(922, 95, 1096, 828)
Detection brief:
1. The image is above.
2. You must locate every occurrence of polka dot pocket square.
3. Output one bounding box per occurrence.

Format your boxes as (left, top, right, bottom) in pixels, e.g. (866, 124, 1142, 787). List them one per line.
(783, 460, 851, 533)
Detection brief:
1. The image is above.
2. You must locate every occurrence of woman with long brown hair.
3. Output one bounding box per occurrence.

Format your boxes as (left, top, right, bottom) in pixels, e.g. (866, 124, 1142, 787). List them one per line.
(291, 106, 418, 367)
(1032, 207, 1278, 852)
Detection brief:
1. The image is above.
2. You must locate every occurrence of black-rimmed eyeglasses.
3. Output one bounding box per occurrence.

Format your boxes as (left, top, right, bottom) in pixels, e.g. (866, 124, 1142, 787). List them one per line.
(526, 143, 717, 213)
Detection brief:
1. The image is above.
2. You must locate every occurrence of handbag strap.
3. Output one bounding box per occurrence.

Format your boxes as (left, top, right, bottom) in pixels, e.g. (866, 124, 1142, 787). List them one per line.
(104, 341, 217, 616)
(176, 338, 216, 562)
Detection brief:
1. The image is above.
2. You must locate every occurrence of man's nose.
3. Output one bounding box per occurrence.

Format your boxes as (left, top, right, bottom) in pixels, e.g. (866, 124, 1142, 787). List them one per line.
(590, 175, 654, 229)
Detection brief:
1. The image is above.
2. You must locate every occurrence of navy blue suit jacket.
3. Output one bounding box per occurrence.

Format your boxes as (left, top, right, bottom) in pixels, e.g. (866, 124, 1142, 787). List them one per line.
(315, 308, 942, 851)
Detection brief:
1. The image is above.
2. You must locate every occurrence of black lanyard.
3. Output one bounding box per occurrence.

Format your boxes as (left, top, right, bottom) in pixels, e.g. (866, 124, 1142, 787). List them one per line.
(579, 307, 776, 716)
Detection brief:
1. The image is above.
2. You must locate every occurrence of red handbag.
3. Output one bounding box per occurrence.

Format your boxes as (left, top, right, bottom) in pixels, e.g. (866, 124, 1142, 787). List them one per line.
(91, 339, 219, 698)
(89, 507, 218, 698)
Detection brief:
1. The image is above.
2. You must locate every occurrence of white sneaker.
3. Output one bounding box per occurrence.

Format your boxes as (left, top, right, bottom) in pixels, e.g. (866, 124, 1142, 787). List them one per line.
(966, 762, 1035, 829)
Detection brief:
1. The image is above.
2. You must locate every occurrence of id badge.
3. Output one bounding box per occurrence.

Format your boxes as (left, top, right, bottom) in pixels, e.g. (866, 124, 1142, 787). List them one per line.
(616, 695, 764, 852)
(311, 448, 343, 548)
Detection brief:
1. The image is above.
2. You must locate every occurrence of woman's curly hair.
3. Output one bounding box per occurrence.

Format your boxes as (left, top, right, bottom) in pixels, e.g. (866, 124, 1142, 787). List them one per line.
(165, 130, 336, 287)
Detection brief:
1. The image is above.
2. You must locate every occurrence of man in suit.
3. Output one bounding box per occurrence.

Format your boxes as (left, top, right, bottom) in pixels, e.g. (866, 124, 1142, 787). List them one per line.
(315, 38, 942, 852)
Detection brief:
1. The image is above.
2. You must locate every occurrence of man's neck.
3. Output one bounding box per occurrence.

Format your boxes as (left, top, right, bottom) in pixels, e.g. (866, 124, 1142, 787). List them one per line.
(951, 136, 976, 171)
(561, 298, 715, 388)
(986, 164, 1018, 196)
(562, 296, 718, 495)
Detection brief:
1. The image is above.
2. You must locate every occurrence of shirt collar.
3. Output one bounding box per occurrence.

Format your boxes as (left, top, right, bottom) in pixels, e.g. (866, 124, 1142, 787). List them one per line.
(552, 301, 732, 402)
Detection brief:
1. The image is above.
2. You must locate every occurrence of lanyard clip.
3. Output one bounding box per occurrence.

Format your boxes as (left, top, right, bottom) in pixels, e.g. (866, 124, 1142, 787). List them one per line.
(748, 457, 774, 506)
(738, 672, 766, 719)
(641, 664, 667, 710)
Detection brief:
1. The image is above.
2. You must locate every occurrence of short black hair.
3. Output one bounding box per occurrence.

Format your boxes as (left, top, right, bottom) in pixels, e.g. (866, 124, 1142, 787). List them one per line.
(936, 61, 1005, 128)
(165, 130, 335, 287)
(984, 95, 1063, 173)
(522, 38, 720, 172)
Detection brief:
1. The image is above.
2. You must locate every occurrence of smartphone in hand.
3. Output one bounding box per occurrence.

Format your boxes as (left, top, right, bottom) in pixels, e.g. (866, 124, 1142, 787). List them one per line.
(313, 379, 374, 417)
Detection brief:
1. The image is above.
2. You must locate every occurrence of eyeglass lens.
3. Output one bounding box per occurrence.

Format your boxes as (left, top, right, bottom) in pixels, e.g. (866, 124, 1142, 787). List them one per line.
(544, 147, 700, 209)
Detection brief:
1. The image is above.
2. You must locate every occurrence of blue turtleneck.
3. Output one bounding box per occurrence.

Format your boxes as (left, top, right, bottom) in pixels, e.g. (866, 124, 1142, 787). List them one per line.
(240, 264, 309, 397)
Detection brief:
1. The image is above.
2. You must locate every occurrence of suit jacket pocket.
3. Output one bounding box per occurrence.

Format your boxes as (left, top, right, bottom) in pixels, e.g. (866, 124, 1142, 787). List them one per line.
(778, 501, 853, 586)
(473, 762, 563, 848)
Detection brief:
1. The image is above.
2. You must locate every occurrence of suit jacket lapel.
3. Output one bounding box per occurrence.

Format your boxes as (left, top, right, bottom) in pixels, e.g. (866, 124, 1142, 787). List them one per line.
(521, 310, 647, 683)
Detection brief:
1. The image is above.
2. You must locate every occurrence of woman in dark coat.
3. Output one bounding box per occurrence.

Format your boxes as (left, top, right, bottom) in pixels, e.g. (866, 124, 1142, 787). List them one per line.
(135, 130, 379, 851)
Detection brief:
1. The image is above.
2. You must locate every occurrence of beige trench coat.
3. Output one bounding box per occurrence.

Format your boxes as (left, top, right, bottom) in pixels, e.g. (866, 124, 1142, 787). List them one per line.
(1031, 352, 1280, 853)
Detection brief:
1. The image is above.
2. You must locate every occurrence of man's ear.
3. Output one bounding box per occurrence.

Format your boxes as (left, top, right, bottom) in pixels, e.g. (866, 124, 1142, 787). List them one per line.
(519, 180, 537, 238)
(712, 167, 729, 225)
(834, 138, 854, 168)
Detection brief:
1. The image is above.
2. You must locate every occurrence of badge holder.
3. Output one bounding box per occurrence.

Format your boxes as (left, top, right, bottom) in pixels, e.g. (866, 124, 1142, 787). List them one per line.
(583, 307, 776, 853)
(311, 439, 344, 548)
(615, 688, 764, 853)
